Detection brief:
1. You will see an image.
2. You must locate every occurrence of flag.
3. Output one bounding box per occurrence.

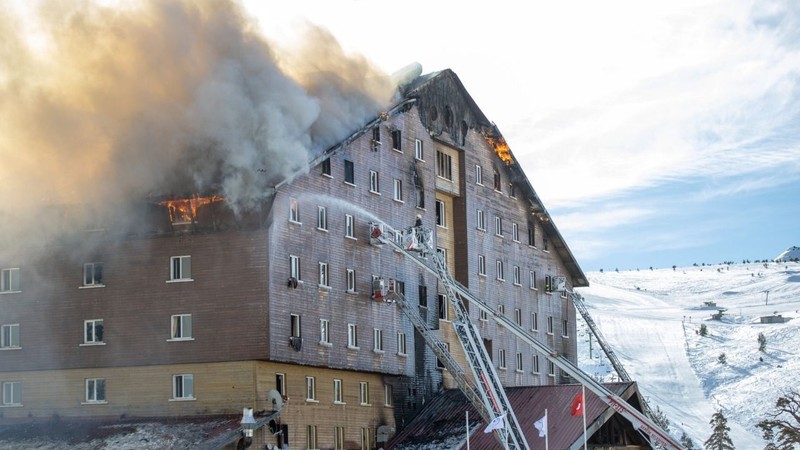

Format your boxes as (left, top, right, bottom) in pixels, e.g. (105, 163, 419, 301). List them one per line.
(484, 414, 506, 433)
(571, 392, 584, 416)
(534, 414, 548, 437)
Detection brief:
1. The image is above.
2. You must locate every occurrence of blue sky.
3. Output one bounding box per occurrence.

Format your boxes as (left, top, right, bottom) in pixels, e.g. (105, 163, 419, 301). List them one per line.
(246, 0, 800, 271)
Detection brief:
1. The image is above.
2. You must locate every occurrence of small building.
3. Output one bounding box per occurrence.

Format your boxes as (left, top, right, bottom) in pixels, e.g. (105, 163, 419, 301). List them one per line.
(760, 315, 789, 324)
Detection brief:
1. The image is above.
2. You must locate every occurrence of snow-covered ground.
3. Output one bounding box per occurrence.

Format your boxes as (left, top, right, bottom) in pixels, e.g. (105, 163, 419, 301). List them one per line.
(577, 259, 800, 449)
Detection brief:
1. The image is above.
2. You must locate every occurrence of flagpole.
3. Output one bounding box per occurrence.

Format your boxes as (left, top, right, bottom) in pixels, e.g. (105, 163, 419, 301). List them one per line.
(544, 408, 549, 450)
(466, 410, 470, 450)
(582, 384, 587, 450)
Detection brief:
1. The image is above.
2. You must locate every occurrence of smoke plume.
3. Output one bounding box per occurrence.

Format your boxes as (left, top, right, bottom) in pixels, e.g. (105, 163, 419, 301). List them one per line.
(0, 0, 395, 238)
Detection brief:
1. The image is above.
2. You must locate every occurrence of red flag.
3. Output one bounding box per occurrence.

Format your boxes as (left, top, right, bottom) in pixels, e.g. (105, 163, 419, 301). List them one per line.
(571, 392, 584, 416)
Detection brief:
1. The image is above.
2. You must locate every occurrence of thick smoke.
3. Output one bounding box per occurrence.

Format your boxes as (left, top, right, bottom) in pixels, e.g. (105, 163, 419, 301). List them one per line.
(0, 0, 395, 238)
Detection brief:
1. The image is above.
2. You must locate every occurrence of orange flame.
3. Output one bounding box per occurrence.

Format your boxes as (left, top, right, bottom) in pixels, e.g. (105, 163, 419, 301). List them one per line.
(158, 195, 222, 224)
(486, 135, 513, 166)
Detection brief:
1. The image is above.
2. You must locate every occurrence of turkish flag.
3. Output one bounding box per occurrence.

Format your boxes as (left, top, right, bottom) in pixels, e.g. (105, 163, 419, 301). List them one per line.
(570, 392, 584, 416)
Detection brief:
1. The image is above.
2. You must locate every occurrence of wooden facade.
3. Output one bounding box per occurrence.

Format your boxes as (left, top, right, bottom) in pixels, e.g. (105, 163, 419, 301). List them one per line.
(0, 69, 587, 449)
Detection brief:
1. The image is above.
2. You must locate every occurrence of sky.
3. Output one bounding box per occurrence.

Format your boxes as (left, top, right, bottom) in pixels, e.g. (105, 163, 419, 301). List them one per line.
(577, 261, 800, 449)
(244, 0, 800, 271)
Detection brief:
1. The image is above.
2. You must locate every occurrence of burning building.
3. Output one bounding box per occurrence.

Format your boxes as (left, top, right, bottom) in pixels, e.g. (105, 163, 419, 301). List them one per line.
(0, 67, 587, 448)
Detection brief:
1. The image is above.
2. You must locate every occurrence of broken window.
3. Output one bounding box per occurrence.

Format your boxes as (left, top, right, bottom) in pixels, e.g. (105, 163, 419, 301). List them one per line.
(493, 171, 501, 191)
(392, 130, 402, 151)
(321, 158, 331, 176)
(83, 262, 103, 287)
(344, 160, 355, 184)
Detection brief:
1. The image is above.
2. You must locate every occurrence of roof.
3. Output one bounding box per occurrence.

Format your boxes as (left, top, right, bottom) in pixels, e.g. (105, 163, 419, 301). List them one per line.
(387, 382, 644, 450)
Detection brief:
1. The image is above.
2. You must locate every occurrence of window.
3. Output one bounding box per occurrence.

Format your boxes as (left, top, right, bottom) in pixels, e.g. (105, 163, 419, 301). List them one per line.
(476, 210, 486, 230)
(346, 269, 356, 293)
(530, 271, 537, 290)
(437, 343, 450, 369)
(334, 426, 344, 450)
(169, 314, 192, 340)
(320, 319, 330, 345)
(563, 319, 570, 338)
(496, 260, 504, 281)
(393, 179, 403, 202)
(344, 160, 355, 184)
(531, 312, 539, 331)
(0, 268, 20, 293)
(333, 379, 344, 404)
(384, 384, 394, 406)
(289, 197, 300, 223)
(1, 324, 20, 349)
(361, 427, 371, 450)
(392, 129, 402, 151)
(345, 214, 355, 238)
(478, 255, 486, 276)
(321, 158, 331, 176)
(514, 309, 522, 326)
(369, 170, 380, 193)
(493, 170, 501, 191)
(532, 355, 540, 373)
(348, 323, 358, 348)
(415, 139, 423, 160)
(545, 275, 553, 293)
(495, 216, 503, 236)
(497, 304, 505, 316)
(438, 294, 448, 320)
(291, 314, 302, 338)
(543, 237, 549, 251)
(498, 349, 506, 369)
(169, 256, 192, 281)
(415, 187, 425, 209)
(372, 127, 381, 144)
(307, 425, 318, 449)
(289, 255, 301, 281)
(84, 319, 104, 344)
(317, 206, 328, 230)
(396, 332, 407, 355)
(85, 378, 106, 403)
(318, 262, 329, 288)
(435, 200, 446, 227)
(418, 285, 427, 308)
(359, 381, 370, 405)
(548, 361, 555, 377)
(172, 374, 194, 400)
(513, 266, 521, 285)
(512, 223, 519, 242)
(306, 376, 316, 401)
(276, 373, 286, 396)
(547, 316, 554, 335)
(475, 165, 483, 185)
(373, 328, 383, 352)
(480, 309, 488, 321)
(2, 381, 21, 406)
(516, 352, 523, 372)
(436, 151, 452, 180)
(83, 263, 104, 287)
(528, 225, 536, 247)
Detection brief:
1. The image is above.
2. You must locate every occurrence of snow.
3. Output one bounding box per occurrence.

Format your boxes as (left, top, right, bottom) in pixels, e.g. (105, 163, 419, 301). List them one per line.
(577, 261, 800, 448)
(774, 246, 800, 262)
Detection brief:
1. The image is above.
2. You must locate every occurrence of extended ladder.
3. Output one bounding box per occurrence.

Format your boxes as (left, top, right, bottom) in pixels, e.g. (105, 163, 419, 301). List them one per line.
(572, 293, 632, 382)
(377, 225, 528, 450)
(374, 223, 683, 450)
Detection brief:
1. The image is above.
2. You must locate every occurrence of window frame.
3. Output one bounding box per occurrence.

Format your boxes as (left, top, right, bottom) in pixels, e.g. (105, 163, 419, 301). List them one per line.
(359, 381, 370, 405)
(512, 223, 519, 242)
(84, 378, 107, 404)
(317, 206, 328, 231)
(496, 260, 504, 281)
(513, 266, 521, 285)
(347, 323, 359, 349)
(495, 216, 503, 237)
(384, 384, 394, 407)
(307, 425, 319, 450)
(391, 129, 402, 151)
(321, 158, 331, 177)
(289, 197, 300, 223)
(435, 150, 452, 180)
(435, 200, 446, 227)
(415, 139, 424, 161)
(318, 262, 330, 288)
(319, 319, 330, 345)
(396, 332, 407, 356)
(531, 312, 539, 331)
(345, 214, 355, 239)
(475, 165, 483, 185)
(346, 269, 357, 293)
(393, 178, 403, 202)
(0, 268, 20, 293)
(306, 376, 317, 402)
(373, 328, 384, 353)
(478, 255, 486, 276)
(169, 314, 193, 341)
(333, 379, 344, 404)
(476, 209, 486, 231)
(515, 352, 524, 372)
(169, 256, 192, 282)
(83, 319, 105, 345)
(344, 160, 355, 185)
(2, 381, 21, 406)
(172, 374, 195, 400)
(82, 262, 104, 287)
(1, 323, 20, 349)
(369, 170, 380, 194)
(498, 349, 507, 369)
(289, 255, 301, 281)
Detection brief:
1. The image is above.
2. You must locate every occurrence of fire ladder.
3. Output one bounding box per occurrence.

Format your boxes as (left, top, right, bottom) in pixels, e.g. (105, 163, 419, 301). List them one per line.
(380, 226, 529, 450)
(373, 223, 683, 450)
(572, 293, 632, 383)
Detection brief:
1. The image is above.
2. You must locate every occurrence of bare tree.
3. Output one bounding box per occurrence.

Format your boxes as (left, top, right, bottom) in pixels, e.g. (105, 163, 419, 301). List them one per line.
(757, 389, 800, 450)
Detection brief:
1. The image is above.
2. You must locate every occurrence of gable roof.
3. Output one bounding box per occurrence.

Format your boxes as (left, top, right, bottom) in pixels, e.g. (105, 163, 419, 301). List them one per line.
(386, 383, 647, 450)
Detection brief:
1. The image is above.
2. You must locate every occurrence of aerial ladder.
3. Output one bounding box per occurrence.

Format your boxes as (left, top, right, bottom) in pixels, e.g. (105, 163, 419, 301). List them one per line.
(371, 222, 683, 450)
(375, 225, 529, 450)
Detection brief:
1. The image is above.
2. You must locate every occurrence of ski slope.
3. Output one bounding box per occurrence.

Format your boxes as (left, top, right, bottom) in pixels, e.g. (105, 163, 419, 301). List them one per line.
(577, 260, 800, 448)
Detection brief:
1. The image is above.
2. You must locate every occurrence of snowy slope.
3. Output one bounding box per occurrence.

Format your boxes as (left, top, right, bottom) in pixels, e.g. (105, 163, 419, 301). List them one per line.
(577, 261, 800, 448)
